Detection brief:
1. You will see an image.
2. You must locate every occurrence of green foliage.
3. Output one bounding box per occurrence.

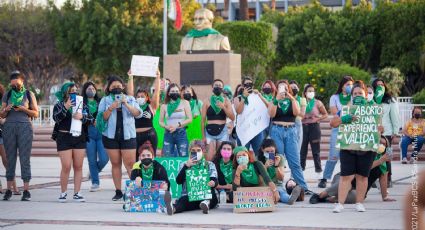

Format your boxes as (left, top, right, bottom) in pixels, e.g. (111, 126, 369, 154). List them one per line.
(215, 21, 274, 83)
(277, 62, 371, 106)
(413, 89, 425, 104)
(376, 67, 405, 97)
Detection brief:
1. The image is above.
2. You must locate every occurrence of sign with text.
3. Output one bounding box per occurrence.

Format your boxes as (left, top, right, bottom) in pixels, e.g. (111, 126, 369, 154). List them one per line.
(130, 55, 159, 77)
(236, 94, 270, 146)
(123, 180, 166, 213)
(156, 157, 186, 198)
(336, 105, 383, 151)
(233, 187, 275, 213)
(186, 168, 212, 202)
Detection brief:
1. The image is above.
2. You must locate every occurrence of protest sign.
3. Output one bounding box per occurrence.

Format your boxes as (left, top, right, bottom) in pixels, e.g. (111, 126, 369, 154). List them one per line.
(336, 105, 383, 151)
(236, 94, 270, 146)
(130, 55, 159, 77)
(123, 180, 166, 213)
(233, 187, 275, 213)
(186, 168, 212, 202)
(156, 157, 186, 198)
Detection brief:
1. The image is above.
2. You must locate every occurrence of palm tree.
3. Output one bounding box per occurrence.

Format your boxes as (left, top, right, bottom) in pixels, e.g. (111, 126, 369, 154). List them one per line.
(239, 0, 249, 20)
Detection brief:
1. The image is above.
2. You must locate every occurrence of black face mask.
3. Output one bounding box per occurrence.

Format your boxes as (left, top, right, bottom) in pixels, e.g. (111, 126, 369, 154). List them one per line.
(11, 84, 22, 92)
(262, 88, 272, 95)
(414, 113, 422, 119)
(292, 88, 299, 96)
(141, 158, 153, 166)
(169, 93, 180, 101)
(213, 87, 222, 96)
(110, 88, 122, 95)
(183, 93, 192, 101)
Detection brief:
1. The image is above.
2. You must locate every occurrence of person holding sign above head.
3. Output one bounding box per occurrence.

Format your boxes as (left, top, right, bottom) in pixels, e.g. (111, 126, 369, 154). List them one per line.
(400, 106, 425, 164)
(330, 80, 384, 213)
(159, 83, 193, 157)
(98, 76, 143, 201)
(130, 142, 170, 190)
(202, 79, 235, 160)
(268, 80, 310, 194)
(165, 140, 218, 215)
(232, 146, 280, 204)
(212, 141, 235, 203)
(258, 139, 302, 205)
(181, 85, 203, 144)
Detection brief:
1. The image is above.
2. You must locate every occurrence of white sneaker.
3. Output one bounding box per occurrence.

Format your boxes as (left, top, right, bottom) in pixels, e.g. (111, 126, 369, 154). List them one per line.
(333, 203, 344, 213)
(90, 184, 100, 192)
(200, 200, 210, 214)
(58, 192, 67, 203)
(401, 157, 408, 164)
(355, 203, 366, 212)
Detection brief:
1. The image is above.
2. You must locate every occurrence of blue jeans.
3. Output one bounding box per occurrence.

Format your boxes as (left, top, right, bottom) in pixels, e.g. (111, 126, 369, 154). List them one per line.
(278, 187, 290, 203)
(163, 128, 188, 157)
(323, 128, 340, 180)
(270, 125, 308, 190)
(87, 125, 109, 185)
(401, 136, 425, 158)
(237, 131, 264, 156)
(295, 119, 303, 153)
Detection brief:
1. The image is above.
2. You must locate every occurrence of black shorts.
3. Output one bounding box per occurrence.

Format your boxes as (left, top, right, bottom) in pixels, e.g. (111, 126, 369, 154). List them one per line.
(102, 136, 137, 150)
(340, 150, 376, 177)
(56, 132, 86, 152)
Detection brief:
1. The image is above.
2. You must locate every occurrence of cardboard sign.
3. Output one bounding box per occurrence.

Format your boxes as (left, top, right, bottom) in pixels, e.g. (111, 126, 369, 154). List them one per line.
(336, 105, 383, 151)
(186, 168, 212, 202)
(130, 55, 159, 77)
(236, 94, 270, 146)
(156, 157, 186, 198)
(233, 187, 275, 213)
(123, 180, 166, 213)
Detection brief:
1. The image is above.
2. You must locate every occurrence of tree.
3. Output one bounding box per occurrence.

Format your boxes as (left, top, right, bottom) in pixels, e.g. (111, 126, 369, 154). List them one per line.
(239, 0, 249, 20)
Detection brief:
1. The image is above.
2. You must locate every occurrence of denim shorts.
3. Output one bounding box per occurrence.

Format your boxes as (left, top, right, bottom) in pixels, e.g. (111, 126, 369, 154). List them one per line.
(205, 125, 229, 144)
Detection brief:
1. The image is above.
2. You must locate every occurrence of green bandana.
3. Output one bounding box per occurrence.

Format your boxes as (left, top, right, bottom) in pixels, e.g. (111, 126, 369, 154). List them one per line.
(160, 91, 166, 103)
(375, 153, 388, 174)
(339, 93, 351, 106)
(305, 98, 315, 114)
(139, 102, 148, 111)
(220, 159, 233, 184)
(210, 95, 224, 114)
(263, 94, 273, 102)
(241, 95, 249, 105)
(10, 86, 26, 106)
(233, 146, 248, 155)
(141, 165, 154, 181)
(241, 163, 259, 185)
(55, 82, 74, 102)
(353, 96, 367, 105)
(167, 98, 181, 117)
(186, 28, 220, 38)
(191, 157, 208, 171)
(374, 85, 385, 104)
(278, 98, 291, 114)
(87, 100, 98, 114)
(267, 165, 276, 180)
(95, 112, 107, 132)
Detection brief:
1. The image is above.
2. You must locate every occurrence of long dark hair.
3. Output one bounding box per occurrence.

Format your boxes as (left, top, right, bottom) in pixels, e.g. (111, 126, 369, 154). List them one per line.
(262, 80, 277, 96)
(234, 84, 242, 98)
(303, 84, 314, 98)
(136, 88, 152, 104)
(212, 141, 235, 165)
(335, 75, 354, 95)
(164, 83, 181, 104)
(181, 84, 198, 101)
(258, 138, 279, 164)
(105, 75, 125, 95)
(82, 81, 100, 104)
(372, 78, 393, 104)
(0, 83, 5, 99)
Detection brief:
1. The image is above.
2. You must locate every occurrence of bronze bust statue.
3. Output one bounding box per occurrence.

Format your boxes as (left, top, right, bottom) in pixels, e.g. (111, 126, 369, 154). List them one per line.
(180, 9, 231, 51)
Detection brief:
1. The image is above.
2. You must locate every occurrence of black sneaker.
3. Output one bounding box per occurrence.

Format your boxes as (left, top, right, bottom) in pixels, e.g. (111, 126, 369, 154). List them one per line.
(58, 192, 67, 203)
(309, 193, 320, 204)
(3, 189, 12, 201)
(21, 190, 31, 201)
(73, 192, 85, 202)
(164, 191, 174, 216)
(305, 189, 314, 196)
(112, 190, 123, 201)
(318, 179, 327, 188)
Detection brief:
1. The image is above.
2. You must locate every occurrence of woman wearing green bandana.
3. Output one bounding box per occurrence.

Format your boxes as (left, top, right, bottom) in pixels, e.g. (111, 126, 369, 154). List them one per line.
(372, 79, 400, 188)
(181, 85, 203, 145)
(159, 83, 192, 157)
(232, 146, 280, 204)
(300, 84, 328, 176)
(212, 141, 235, 203)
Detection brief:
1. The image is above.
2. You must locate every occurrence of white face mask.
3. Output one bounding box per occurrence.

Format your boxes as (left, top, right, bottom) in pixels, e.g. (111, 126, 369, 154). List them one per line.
(306, 92, 315, 99)
(367, 93, 374, 102)
(136, 97, 146, 105)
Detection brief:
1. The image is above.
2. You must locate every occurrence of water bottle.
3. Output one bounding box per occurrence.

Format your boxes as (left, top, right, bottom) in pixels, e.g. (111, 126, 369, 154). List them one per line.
(219, 189, 227, 204)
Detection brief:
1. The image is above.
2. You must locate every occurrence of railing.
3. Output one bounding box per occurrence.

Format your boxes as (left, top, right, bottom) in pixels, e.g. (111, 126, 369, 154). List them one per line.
(33, 105, 54, 127)
(398, 103, 425, 129)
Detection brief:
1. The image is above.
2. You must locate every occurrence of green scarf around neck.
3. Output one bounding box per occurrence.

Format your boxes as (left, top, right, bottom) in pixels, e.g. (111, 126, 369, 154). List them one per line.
(353, 96, 367, 106)
(305, 98, 315, 114)
(186, 28, 220, 38)
(267, 165, 276, 181)
(139, 102, 149, 112)
(210, 95, 224, 114)
(10, 86, 26, 106)
(263, 94, 273, 102)
(241, 163, 259, 185)
(191, 157, 208, 171)
(167, 98, 181, 117)
(141, 164, 154, 181)
(339, 93, 351, 106)
(277, 98, 291, 114)
(87, 99, 98, 114)
(374, 85, 385, 104)
(220, 159, 233, 184)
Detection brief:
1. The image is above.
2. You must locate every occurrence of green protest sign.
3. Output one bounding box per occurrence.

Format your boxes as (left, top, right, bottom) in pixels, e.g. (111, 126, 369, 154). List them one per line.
(156, 157, 186, 198)
(186, 168, 212, 202)
(336, 105, 383, 151)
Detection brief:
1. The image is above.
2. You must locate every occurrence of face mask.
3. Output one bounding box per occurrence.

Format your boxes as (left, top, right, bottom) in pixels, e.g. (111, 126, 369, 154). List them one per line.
(183, 93, 192, 101)
(136, 97, 146, 105)
(306, 92, 315, 99)
(377, 144, 386, 154)
(213, 87, 222, 96)
(345, 85, 352, 94)
(221, 149, 232, 159)
(237, 156, 249, 166)
(262, 88, 272, 95)
(169, 93, 180, 101)
(11, 84, 22, 92)
(367, 93, 374, 102)
(86, 90, 96, 98)
(292, 88, 299, 96)
(414, 113, 422, 119)
(353, 96, 366, 105)
(141, 158, 153, 166)
(110, 88, 122, 95)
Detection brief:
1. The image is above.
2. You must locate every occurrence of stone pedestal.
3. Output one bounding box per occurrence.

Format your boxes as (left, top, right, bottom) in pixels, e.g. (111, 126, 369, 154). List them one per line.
(164, 53, 241, 101)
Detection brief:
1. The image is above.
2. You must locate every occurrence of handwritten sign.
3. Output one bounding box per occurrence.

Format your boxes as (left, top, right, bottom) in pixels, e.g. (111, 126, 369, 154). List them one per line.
(336, 105, 383, 151)
(123, 180, 166, 213)
(233, 187, 275, 213)
(130, 55, 159, 77)
(236, 94, 270, 146)
(156, 157, 186, 198)
(186, 168, 212, 202)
